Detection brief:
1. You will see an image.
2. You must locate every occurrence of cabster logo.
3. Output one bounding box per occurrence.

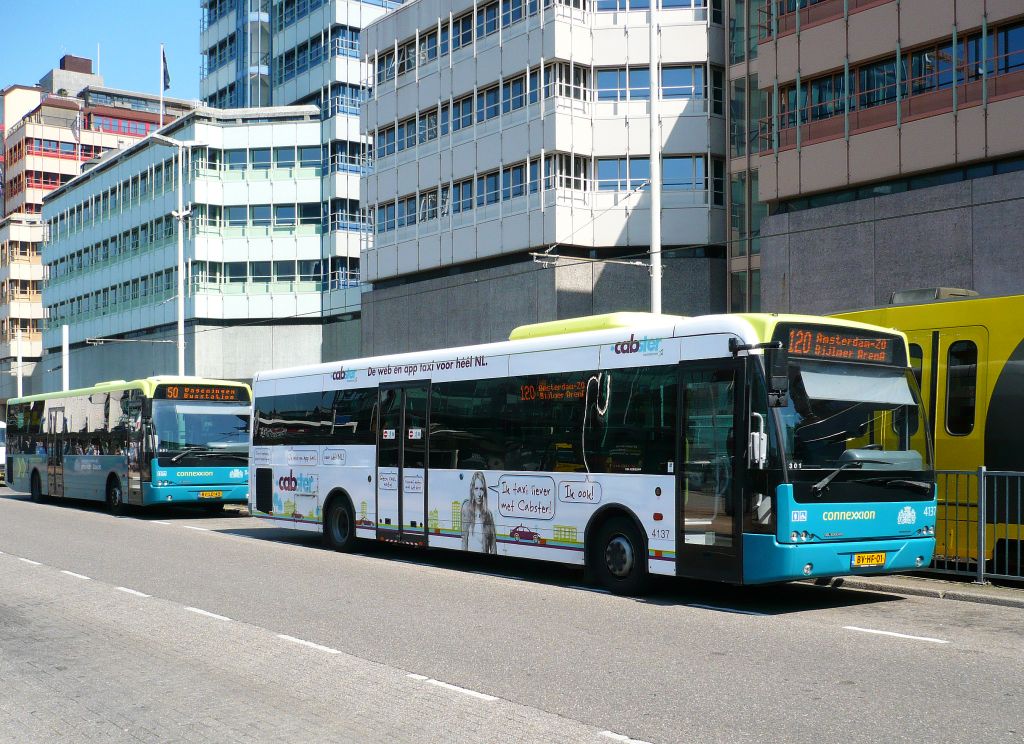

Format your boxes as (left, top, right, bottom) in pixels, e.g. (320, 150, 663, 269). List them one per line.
(612, 334, 662, 355)
(897, 506, 917, 525)
(278, 470, 317, 494)
(332, 367, 356, 381)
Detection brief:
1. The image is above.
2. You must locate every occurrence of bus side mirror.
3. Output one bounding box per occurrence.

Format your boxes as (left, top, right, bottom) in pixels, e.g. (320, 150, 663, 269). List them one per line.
(765, 346, 789, 407)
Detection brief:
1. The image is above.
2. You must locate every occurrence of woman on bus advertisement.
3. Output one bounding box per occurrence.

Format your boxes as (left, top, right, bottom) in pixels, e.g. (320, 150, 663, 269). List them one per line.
(462, 471, 497, 553)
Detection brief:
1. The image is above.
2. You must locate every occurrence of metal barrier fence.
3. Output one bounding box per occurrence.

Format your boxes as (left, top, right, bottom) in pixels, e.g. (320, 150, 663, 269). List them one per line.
(932, 469, 1024, 583)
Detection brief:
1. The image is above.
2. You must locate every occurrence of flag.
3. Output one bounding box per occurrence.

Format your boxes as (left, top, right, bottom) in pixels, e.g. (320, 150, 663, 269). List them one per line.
(162, 47, 171, 91)
(71, 111, 81, 141)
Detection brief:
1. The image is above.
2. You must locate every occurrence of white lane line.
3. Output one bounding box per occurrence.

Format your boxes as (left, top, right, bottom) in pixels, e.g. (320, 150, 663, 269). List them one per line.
(60, 570, 92, 580)
(185, 606, 232, 622)
(843, 625, 949, 644)
(471, 571, 512, 579)
(600, 731, 656, 744)
(277, 634, 342, 654)
(116, 587, 151, 598)
(152, 521, 172, 525)
(406, 673, 497, 702)
(689, 603, 767, 616)
(182, 525, 210, 532)
(17, 557, 41, 566)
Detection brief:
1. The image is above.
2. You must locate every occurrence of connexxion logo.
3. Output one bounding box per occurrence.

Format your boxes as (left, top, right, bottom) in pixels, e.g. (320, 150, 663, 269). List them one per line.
(611, 334, 662, 355)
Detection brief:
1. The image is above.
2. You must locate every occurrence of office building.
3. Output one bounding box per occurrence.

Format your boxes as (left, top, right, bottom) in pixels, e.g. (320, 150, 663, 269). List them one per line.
(0, 56, 193, 398)
(41, 106, 329, 389)
(733, 0, 1024, 313)
(200, 0, 401, 357)
(360, 0, 728, 354)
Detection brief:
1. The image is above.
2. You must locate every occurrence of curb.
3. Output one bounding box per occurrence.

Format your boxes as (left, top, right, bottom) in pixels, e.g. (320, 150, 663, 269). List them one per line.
(822, 576, 1024, 609)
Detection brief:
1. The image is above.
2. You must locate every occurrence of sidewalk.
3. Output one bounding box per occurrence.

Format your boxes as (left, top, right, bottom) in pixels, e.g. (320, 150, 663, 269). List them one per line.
(818, 573, 1024, 609)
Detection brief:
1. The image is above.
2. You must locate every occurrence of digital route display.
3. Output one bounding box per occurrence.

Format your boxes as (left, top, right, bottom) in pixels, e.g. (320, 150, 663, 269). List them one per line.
(154, 384, 250, 402)
(774, 324, 903, 366)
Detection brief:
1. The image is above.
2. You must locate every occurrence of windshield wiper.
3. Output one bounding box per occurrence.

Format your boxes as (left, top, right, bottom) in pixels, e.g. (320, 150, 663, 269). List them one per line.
(191, 451, 248, 462)
(811, 461, 863, 496)
(859, 477, 933, 495)
(168, 446, 206, 463)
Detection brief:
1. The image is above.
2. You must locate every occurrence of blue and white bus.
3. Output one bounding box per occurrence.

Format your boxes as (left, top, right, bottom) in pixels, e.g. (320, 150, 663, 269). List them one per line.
(6, 376, 251, 513)
(249, 313, 937, 594)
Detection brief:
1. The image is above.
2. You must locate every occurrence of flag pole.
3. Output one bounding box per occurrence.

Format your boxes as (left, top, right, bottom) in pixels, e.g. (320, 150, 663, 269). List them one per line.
(159, 43, 165, 128)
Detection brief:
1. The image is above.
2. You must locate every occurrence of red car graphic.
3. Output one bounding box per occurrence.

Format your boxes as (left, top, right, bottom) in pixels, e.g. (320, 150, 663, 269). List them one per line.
(510, 525, 541, 543)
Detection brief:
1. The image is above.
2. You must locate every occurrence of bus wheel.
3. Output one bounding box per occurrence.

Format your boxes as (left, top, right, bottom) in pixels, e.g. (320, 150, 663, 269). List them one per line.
(30, 471, 44, 503)
(591, 515, 649, 596)
(106, 477, 127, 516)
(323, 496, 356, 552)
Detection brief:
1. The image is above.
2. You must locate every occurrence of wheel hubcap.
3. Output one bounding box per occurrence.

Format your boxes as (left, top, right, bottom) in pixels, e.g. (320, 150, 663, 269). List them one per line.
(605, 535, 634, 578)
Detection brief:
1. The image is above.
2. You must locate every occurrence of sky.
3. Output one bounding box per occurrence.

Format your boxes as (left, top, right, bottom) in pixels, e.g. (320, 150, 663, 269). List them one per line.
(0, 0, 200, 109)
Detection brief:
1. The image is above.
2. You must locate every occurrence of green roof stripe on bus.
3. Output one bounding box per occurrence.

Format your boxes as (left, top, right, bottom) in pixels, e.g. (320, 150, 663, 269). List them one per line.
(509, 312, 687, 340)
(733, 313, 910, 346)
(8, 376, 251, 405)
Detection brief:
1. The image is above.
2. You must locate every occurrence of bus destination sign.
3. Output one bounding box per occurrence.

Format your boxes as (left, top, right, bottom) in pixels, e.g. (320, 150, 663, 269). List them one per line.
(777, 324, 900, 365)
(155, 384, 250, 402)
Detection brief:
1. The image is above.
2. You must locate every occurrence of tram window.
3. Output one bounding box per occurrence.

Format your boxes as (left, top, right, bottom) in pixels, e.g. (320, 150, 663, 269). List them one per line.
(946, 340, 977, 436)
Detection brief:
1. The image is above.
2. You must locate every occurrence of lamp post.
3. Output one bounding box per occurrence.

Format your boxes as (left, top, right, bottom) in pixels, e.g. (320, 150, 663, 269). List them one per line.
(149, 133, 199, 376)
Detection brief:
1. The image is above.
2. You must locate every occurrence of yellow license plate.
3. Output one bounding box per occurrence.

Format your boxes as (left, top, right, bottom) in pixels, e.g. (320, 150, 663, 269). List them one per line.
(199, 491, 223, 499)
(851, 552, 886, 568)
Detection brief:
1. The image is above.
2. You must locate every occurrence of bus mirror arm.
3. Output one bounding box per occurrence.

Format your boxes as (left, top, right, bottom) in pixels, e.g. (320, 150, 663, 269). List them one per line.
(749, 412, 768, 470)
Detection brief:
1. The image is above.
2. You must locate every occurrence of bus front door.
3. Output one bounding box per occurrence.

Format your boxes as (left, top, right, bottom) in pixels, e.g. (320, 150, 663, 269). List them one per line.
(375, 383, 430, 546)
(47, 407, 66, 499)
(676, 360, 742, 583)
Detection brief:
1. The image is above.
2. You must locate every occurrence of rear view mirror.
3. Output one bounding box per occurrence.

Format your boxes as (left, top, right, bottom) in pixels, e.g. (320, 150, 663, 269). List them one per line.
(764, 346, 789, 407)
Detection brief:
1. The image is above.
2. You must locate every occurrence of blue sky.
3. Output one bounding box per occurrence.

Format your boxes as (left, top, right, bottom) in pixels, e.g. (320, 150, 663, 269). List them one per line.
(1, 1, 200, 104)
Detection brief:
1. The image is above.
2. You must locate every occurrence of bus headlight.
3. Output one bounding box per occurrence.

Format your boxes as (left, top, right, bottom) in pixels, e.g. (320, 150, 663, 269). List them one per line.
(790, 531, 799, 541)
(801, 531, 809, 541)
(803, 563, 813, 576)
(915, 556, 924, 567)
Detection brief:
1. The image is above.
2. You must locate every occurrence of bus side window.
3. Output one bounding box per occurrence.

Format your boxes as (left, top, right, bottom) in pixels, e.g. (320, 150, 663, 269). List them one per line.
(946, 340, 977, 436)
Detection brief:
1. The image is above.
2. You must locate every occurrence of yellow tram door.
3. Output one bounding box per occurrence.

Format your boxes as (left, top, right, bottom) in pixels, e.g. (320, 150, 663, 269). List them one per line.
(931, 326, 989, 564)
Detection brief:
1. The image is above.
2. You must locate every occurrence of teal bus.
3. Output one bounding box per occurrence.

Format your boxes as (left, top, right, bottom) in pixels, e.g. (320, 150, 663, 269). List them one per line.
(6, 376, 251, 513)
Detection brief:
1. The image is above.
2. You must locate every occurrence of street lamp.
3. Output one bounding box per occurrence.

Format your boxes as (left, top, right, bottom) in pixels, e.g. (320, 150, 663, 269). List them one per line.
(149, 133, 200, 376)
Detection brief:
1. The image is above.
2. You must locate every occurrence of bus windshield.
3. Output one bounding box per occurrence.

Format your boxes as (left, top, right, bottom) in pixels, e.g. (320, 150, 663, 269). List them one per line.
(152, 401, 250, 455)
(777, 360, 932, 475)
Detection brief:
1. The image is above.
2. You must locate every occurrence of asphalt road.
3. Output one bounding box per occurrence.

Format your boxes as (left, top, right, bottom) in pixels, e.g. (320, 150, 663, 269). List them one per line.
(1, 489, 1022, 744)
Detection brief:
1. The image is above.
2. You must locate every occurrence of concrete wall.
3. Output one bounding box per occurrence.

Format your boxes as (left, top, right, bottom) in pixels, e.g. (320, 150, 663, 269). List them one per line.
(321, 315, 362, 364)
(361, 253, 725, 355)
(38, 321, 322, 393)
(760, 170, 1024, 314)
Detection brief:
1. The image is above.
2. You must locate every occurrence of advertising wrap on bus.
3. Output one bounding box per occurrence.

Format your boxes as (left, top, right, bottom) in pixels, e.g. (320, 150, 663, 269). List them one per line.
(248, 312, 936, 594)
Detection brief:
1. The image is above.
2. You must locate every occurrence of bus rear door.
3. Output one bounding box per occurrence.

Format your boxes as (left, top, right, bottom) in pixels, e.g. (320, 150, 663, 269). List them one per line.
(676, 359, 743, 583)
(376, 383, 430, 546)
(47, 407, 65, 499)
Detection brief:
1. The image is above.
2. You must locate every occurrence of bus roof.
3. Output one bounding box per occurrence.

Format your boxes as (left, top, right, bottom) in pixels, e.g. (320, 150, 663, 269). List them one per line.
(834, 293, 1024, 331)
(254, 312, 910, 383)
(7, 376, 251, 405)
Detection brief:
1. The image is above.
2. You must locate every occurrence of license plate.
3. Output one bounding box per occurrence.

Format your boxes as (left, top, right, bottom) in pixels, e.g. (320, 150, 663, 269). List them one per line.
(851, 552, 886, 568)
(198, 491, 223, 499)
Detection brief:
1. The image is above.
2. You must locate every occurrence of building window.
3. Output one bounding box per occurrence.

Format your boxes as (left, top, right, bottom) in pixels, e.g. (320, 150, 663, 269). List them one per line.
(596, 67, 650, 101)
(476, 85, 501, 121)
(663, 155, 706, 190)
(476, 2, 499, 37)
(376, 202, 396, 232)
(397, 195, 417, 227)
(452, 96, 473, 130)
(596, 157, 649, 191)
(452, 179, 473, 213)
(662, 65, 705, 99)
(476, 171, 501, 205)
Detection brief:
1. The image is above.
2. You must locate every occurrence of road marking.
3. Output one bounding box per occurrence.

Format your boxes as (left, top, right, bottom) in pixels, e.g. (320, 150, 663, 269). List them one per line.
(152, 521, 172, 525)
(471, 571, 512, 579)
(17, 557, 41, 566)
(405, 673, 498, 701)
(60, 570, 91, 580)
(277, 634, 342, 654)
(116, 587, 151, 598)
(182, 525, 210, 532)
(843, 625, 949, 644)
(600, 731, 656, 744)
(689, 603, 767, 616)
(185, 607, 232, 622)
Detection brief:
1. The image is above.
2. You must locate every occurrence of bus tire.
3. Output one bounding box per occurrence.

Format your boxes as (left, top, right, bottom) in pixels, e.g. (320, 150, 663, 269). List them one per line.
(589, 515, 649, 596)
(106, 476, 127, 516)
(30, 470, 44, 503)
(323, 494, 357, 552)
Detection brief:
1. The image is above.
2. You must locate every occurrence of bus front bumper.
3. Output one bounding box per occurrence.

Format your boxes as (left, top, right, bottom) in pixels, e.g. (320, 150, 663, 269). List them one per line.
(742, 533, 936, 584)
(142, 483, 249, 506)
